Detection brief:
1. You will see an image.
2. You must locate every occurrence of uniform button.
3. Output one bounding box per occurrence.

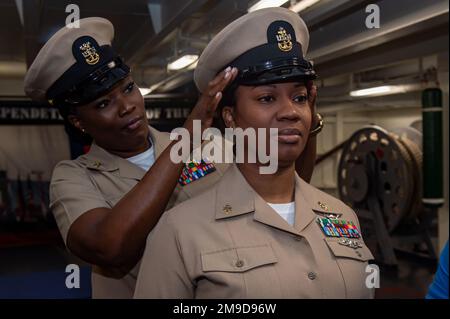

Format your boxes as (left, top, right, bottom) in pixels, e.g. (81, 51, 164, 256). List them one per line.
(307, 272, 317, 280)
(235, 260, 244, 268)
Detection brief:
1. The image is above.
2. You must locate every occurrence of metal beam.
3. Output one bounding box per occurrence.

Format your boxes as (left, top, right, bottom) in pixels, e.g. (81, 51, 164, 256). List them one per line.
(303, 0, 377, 31)
(123, 0, 214, 66)
(308, 0, 449, 63)
(315, 21, 448, 78)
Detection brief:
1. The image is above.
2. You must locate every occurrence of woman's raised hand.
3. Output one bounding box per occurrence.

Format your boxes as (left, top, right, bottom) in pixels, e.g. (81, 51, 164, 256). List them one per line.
(184, 67, 238, 134)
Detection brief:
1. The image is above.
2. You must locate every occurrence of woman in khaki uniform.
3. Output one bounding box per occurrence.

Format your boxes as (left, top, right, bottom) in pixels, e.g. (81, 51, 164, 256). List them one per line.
(23, 17, 238, 298)
(23, 17, 319, 298)
(134, 7, 374, 299)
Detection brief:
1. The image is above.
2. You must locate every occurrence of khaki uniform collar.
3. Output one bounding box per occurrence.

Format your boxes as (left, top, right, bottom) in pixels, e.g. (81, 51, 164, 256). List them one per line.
(148, 125, 171, 158)
(215, 164, 317, 236)
(214, 164, 255, 220)
(81, 142, 117, 171)
(80, 126, 170, 181)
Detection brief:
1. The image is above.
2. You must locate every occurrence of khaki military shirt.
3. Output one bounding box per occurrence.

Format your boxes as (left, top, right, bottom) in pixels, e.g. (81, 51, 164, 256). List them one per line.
(49, 126, 229, 298)
(134, 164, 375, 299)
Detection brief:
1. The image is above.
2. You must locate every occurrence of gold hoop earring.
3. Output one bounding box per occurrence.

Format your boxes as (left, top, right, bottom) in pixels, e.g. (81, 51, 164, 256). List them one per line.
(309, 113, 323, 137)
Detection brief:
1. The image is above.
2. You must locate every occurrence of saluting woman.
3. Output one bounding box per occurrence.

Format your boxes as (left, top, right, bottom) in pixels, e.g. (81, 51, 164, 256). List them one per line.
(24, 16, 319, 298)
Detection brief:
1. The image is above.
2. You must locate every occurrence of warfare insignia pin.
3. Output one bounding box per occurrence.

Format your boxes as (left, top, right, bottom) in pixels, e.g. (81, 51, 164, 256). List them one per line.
(178, 158, 216, 186)
(317, 217, 361, 238)
(337, 238, 363, 249)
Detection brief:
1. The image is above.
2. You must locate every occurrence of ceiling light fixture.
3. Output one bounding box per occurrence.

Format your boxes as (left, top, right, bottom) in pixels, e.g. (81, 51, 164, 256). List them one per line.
(248, 0, 289, 12)
(289, 0, 321, 13)
(167, 54, 199, 71)
(350, 85, 419, 97)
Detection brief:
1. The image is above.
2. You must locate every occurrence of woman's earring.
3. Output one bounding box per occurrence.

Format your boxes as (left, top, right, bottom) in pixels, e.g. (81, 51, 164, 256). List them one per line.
(81, 128, 86, 133)
(227, 122, 235, 129)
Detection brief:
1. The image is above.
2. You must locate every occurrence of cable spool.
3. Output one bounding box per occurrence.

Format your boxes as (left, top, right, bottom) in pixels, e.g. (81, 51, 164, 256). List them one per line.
(337, 125, 423, 233)
(391, 127, 423, 220)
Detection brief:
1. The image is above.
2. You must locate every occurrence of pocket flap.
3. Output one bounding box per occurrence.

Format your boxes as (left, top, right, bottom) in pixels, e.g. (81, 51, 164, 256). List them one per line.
(201, 244, 278, 273)
(324, 237, 374, 261)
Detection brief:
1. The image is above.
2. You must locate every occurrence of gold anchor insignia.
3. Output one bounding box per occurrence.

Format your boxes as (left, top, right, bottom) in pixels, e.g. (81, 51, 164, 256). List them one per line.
(276, 27, 293, 52)
(93, 161, 102, 168)
(222, 204, 233, 214)
(318, 201, 329, 211)
(80, 41, 100, 65)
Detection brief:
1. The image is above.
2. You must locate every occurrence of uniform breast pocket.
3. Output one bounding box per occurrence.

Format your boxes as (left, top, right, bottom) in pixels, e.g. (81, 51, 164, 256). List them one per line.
(198, 244, 281, 298)
(324, 237, 375, 299)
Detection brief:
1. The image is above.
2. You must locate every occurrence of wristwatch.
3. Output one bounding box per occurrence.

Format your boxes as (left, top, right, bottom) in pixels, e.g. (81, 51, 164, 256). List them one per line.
(309, 113, 323, 137)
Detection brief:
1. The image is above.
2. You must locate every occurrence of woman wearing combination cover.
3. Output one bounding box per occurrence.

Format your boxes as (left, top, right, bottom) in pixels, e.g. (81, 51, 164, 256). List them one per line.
(134, 7, 374, 299)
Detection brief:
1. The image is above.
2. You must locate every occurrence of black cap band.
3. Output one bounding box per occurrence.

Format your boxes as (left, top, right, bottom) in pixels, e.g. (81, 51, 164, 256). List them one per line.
(236, 56, 316, 86)
(48, 57, 131, 108)
(47, 36, 131, 107)
(227, 42, 316, 86)
(48, 56, 130, 107)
